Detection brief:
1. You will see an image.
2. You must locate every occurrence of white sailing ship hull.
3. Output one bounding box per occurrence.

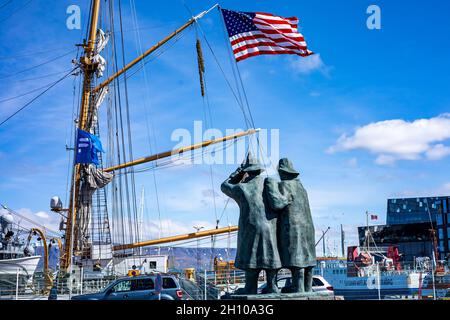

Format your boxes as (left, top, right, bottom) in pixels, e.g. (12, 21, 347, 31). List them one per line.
(0, 256, 41, 277)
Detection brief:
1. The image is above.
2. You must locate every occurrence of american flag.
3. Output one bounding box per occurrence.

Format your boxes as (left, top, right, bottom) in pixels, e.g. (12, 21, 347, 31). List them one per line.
(221, 8, 313, 62)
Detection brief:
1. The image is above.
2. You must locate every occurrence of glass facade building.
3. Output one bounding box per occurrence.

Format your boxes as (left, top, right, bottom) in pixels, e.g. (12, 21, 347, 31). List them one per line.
(386, 197, 445, 225)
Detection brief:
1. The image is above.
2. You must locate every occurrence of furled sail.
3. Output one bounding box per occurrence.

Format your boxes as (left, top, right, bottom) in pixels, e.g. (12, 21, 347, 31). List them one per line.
(92, 28, 109, 78)
(92, 54, 106, 78)
(96, 29, 109, 54)
(88, 86, 109, 132)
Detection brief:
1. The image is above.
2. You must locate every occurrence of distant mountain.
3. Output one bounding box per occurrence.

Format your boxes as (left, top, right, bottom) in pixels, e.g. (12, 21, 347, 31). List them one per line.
(34, 245, 236, 272)
(142, 246, 237, 271)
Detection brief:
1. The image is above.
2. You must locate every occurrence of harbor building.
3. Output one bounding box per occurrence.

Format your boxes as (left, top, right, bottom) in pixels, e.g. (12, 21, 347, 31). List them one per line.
(358, 196, 450, 264)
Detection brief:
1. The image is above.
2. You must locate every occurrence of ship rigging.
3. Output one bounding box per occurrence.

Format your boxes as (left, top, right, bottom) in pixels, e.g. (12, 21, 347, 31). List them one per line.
(52, 0, 264, 281)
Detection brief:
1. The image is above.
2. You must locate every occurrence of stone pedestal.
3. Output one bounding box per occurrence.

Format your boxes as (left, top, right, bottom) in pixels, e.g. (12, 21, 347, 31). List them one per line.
(223, 291, 343, 300)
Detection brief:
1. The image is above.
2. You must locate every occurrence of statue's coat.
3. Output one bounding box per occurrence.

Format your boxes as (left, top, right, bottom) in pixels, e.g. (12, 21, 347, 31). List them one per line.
(221, 175, 281, 270)
(265, 177, 316, 268)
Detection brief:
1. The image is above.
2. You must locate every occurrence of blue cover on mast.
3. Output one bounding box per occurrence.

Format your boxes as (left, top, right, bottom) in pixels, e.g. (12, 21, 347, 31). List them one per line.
(75, 129, 104, 165)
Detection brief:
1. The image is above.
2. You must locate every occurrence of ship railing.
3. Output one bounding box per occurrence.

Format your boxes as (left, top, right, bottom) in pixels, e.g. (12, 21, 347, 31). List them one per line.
(359, 246, 390, 253)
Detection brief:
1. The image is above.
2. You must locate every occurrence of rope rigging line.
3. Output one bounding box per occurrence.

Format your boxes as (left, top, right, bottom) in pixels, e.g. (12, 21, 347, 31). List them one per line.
(193, 26, 219, 225)
(0, 77, 73, 103)
(0, 68, 77, 127)
(0, 49, 76, 80)
(0, 46, 74, 60)
(118, 0, 139, 258)
(8, 68, 74, 83)
(1, 204, 60, 236)
(0, 0, 33, 24)
(108, 0, 127, 253)
(113, 29, 188, 85)
(194, 31, 220, 265)
(129, 0, 164, 252)
(0, 0, 13, 10)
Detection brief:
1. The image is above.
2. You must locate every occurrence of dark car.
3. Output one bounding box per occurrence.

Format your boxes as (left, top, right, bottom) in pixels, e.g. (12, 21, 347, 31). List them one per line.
(71, 274, 184, 300)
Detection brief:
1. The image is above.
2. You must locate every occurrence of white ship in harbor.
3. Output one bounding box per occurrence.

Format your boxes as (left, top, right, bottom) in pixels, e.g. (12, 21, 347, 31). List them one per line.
(315, 252, 427, 300)
(0, 209, 41, 289)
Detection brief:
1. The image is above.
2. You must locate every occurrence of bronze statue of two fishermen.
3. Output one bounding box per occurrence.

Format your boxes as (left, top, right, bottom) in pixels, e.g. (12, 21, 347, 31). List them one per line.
(221, 154, 316, 295)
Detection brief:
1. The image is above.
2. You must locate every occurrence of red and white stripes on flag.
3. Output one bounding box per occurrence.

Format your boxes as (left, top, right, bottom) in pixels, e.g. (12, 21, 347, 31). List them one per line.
(221, 9, 314, 62)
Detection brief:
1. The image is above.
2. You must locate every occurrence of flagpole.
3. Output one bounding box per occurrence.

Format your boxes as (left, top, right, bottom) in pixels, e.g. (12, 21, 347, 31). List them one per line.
(366, 211, 369, 252)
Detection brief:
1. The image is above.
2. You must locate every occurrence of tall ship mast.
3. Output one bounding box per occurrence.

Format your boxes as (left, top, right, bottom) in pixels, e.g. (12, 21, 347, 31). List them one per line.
(54, 1, 256, 275)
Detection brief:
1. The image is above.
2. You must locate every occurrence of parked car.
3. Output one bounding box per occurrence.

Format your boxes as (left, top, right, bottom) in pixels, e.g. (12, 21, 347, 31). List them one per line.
(71, 274, 184, 300)
(258, 275, 334, 295)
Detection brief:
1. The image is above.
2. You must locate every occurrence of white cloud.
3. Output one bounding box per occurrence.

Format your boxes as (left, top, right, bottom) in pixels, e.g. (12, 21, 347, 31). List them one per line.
(425, 144, 450, 160)
(0, 207, 60, 234)
(375, 154, 396, 166)
(329, 114, 450, 165)
(35, 211, 50, 219)
(289, 54, 328, 75)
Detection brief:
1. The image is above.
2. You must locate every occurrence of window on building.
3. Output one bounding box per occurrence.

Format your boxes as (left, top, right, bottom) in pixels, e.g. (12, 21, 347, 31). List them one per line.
(437, 214, 444, 226)
(149, 261, 157, 269)
(438, 228, 444, 240)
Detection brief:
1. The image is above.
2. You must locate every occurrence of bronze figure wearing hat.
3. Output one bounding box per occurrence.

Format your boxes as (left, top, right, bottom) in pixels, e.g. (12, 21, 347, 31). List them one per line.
(221, 153, 281, 294)
(265, 158, 316, 293)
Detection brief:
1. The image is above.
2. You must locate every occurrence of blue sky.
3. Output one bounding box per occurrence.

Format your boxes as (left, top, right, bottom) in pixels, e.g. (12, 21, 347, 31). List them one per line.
(1, 0, 450, 255)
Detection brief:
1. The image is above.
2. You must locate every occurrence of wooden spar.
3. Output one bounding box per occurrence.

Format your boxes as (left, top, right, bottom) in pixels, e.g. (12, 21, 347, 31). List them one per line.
(93, 5, 217, 93)
(62, 0, 102, 271)
(103, 128, 260, 173)
(93, 19, 193, 93)
(113, 225, 238, 251)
